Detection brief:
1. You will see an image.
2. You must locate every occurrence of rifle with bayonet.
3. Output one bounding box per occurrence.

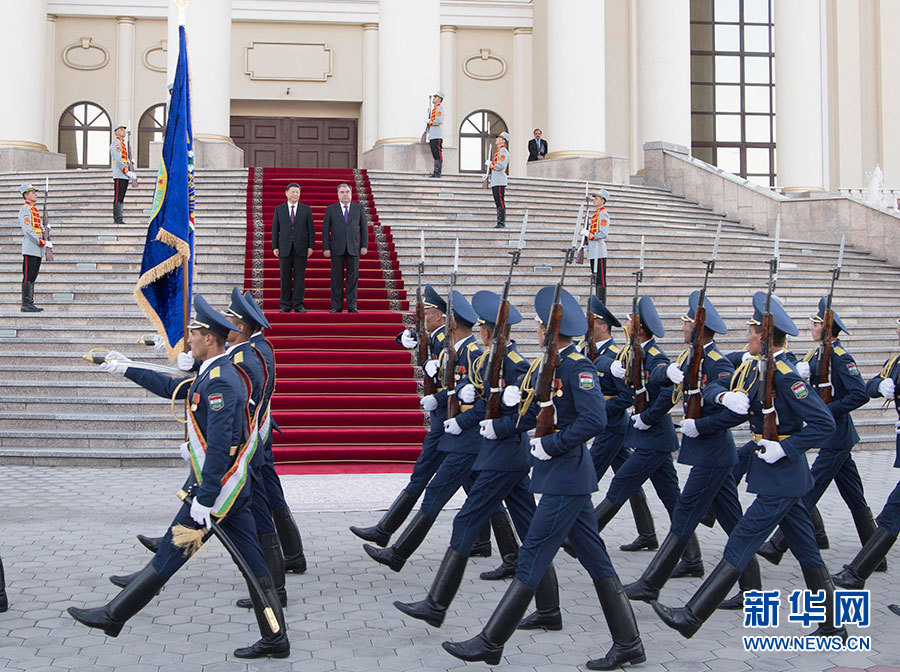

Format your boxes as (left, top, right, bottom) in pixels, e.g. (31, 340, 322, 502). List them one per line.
(41, 177, 54, 262)
(126, 130, 139, 187)
(420, 95, 433, 144)
(485, 211, 527, 420)
(816, 235, 845, 404)
(444, 238, 461, 418)
(625, 236, 648, 413)
(482, 143, 493, 190)
(416, 230, 436, 395)
(534, 208, 583, 438)
(758, 216, 781, 446)
(683, 221, 722, 419)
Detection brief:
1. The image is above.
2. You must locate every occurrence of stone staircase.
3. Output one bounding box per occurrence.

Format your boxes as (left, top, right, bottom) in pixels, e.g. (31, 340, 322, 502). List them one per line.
(367, 170, 900, 450)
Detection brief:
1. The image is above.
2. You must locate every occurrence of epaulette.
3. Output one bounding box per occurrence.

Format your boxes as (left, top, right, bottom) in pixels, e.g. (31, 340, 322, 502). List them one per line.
(567, 351, 585, 361)
(802, 347, 817, 363)
(209, 366, 221, 379)
(507, 350, 524, 364)
(776, 360, 792, 375)
(436, 332, 446, 342)
(648, 346, 661, 356)
(233, 351, 244, 364)
(608, 344, 620, 354)
(466, 342, 479, 353)
(708, 350, 723, 361)
(834, 346, 847, 356)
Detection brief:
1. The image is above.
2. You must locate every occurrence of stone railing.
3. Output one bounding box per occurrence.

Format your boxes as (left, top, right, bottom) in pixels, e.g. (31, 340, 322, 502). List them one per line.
(641, 142, 900, 267)
(838, 188, 900, 211)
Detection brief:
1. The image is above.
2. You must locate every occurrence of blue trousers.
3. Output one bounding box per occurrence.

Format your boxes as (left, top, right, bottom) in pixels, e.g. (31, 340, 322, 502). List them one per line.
(404, 430, 446, 500)
(806, 449, 868, 511)
(605, 448, 681, 514)
(151, 495, 269, 581)
(260, 442, 289, 513)
(732, 440, 754, 485)
(876, 479, 900, 536)
(419, 451, 477, 520)
(450, 470, 534, 555)
(723, 495, 823, 572)
(249, 468, 277, 536)
(670, 465, 744, 540)
(517, 495, 616, 590)
(590, 430, 628, 481)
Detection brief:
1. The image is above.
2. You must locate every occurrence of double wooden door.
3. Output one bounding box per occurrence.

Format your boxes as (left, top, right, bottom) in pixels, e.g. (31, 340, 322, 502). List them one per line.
(230, 117, 357, 168)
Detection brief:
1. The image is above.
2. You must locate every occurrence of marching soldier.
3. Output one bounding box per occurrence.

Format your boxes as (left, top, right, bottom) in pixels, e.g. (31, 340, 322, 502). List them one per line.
(487, 132, 510, 229)
(19, 183, 51, 313)
(583, 190, 610, 301)
(110, 122, 136, 225)
(443, 287, 645, 671)
(426, 91, 444, 178)
(652, 291, 845, 643)
(69, 295, 289, 659)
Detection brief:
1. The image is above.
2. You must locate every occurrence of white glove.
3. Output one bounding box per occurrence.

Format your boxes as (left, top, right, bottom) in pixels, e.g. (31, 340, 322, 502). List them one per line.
(152, 334, 166, 353)
(879, 378, 895, 399)
(485, 159, 492, 167)
(610, 360, 626, 379)
(400, 330, 418, 349)
(721, 391, 750, 415)
(443, 418, 462, 435)
(189, 498, 213, 528)
(105, 350, 128, 362)
(795, 361, 811, 379)
(424, 359, 440, 378)
(581, 229, 591, 238)
(529, 437, 552, 461)
(667, 363, 685, 385)
(127, 171, 137, 180)
(99, 360, 128, 374)
(631, 413, 651, 431)
(420, 394, 438, 411)
(756, 439, 786, 464)
(680, 418, 699, 438)
(177, 351, 195, 371)
(479, 419, 497, 441)
(741, 351, 753, 363)
(895, 420, 900, 436)
(459, 384, 476, 404)
(179, 441, 191, 463)
(44, 241, 53, 249)
(502, 385, 522, 407)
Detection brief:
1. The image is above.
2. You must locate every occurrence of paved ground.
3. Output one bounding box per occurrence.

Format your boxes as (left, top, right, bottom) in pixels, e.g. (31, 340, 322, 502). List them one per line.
(1, 451, 899, 672)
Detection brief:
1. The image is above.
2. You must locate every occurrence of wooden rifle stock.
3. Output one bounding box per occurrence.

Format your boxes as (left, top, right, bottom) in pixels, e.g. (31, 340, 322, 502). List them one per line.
(630, 313, 647, 413)
(817, 311, 834, 403)
(760, 312, 778, 442)
(535, 303, 563, 437)
(684, 306, 706, 419)
(585, 306, 596, 361)
(416, 300, 436, 396)
(485, 304, 510, 420)
(445, 314, 460, 419)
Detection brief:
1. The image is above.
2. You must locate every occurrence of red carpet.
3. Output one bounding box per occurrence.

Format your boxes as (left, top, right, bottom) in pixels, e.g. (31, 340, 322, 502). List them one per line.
(243, 168, 426, 474)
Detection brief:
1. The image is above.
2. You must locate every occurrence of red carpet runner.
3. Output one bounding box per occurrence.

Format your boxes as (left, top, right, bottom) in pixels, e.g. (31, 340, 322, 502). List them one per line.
(244, 167, 425, 474)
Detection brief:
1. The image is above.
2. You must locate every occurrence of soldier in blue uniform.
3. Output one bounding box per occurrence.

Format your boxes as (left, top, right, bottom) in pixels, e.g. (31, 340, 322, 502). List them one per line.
(443, 287, 645, 671)
(583, 297, 659, 553)
(757, 297, 878, 569)
(652, 291, 845, 642)
(68, 295, 289, 659)
(624, 292, 761, 608)
(833, 317, 900, 589)
(392, 290, 561, 629)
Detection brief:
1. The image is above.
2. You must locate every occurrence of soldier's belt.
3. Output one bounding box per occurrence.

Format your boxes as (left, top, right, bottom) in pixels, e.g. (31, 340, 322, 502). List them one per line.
(752, 433, 792, 442)
(604, 394, 616, 400)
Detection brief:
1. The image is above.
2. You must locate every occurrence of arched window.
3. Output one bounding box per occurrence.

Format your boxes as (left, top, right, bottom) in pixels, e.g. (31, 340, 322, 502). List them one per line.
(138, 103, 166, 168)
(58, 101, 112, 169)
(459, 110, 509, 174)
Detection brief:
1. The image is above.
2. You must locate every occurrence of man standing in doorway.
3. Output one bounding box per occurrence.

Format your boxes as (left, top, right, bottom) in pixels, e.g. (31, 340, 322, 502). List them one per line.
(272, 182, 315, 313)
(527, 129, 548, 162)
(110, 122, 136, 225)
(323, 183, 369, 313)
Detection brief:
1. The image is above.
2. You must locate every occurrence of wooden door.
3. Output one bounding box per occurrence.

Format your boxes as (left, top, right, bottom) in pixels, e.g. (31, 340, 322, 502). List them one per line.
(230, 116, 357, 168)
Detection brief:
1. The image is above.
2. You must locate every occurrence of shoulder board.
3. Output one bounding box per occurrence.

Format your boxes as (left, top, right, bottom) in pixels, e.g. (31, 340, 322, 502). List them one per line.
(648, 347, 661, 356)
(209, 366, 221, 379)
(466, 342, 479, 352)
(776, 361, 792, 375)
(436, 332, 445, 342)
(567, 351, 586, 361)
(507, 350, 524, 364)
(834, 346, 847, 356)
(608, 344, 620, 354)
(802, 347, 817, 363)
(707, 350, 722, 361)
(233, 351, 244, 364)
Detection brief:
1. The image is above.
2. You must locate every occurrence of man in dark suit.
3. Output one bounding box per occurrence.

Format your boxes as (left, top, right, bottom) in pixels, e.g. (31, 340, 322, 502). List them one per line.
(322, 183, 369, 313)
(272, 182, 315, 313)
(527, 129, 548, 162)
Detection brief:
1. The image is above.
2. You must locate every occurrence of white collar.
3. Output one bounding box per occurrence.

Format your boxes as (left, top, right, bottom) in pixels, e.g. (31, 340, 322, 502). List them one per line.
(430, 324, 445, 338)
(454, 335, 470, 352)
(596, 337, 612, 348)
(199, 352, 227, 376)
(773, 349, 785, 357)
(641, 338, 652, 348)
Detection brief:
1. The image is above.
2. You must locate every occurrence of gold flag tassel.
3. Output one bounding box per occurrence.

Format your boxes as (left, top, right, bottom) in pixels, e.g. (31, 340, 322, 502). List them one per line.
(170, 524, 205, 558)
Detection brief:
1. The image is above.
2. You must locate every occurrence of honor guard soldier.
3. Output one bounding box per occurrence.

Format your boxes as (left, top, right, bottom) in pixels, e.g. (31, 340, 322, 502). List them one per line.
(69, 295, 289, 659)
(833, 316, 900, 589)
(427, 91, 444, 178)
(584, 190, 610, 301)
(625, 292, 762, 609)
(18, 183, 50, 313)
(653, 291, 845, 643)
(487, 132, 510, 228)
(443, 287, 645, 671)
(758, 297, 878, 569)
(583, 297, 659, 553)
(110, 122, 136, 224)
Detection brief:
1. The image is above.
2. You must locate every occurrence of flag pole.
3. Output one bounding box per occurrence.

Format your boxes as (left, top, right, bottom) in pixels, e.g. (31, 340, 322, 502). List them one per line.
(182, 258, 189, 353)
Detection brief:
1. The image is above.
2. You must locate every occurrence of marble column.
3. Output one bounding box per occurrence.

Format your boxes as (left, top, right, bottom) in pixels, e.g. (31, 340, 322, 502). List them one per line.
(440, 25, 457, 154)
(512, 27, 533, 177)
(361, 23, 378, 154)
(115, 17, 136, 133)
(43, 13, 57, 152)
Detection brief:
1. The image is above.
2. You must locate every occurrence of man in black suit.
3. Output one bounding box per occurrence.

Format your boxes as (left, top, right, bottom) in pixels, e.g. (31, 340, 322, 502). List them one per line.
(527, 128, 548, 162)
(322, 183, 369, 313)
(272, 182, 315, 313)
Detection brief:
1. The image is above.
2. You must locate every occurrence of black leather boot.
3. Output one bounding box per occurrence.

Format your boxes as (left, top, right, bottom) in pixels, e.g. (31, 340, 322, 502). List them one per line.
(565, 498, 617, 558)
(625, 532, 688, 602)
(811, 505, 830, 549)
(833, 527, 897, 589)
(137, 534, 163, 553)
(495, 209, 506, 229)
(620, 489, 658, 551)
(518, 564, 561, 631)
(21, 282, 41, 313)
(889, 604, 900, 617)
(851, 507, 887, 572)
(238, 534, 287, 608)
(699, 509, 717, 528)
(719, 556, 761, 610)
(586, 576, 646, 670)
(671, 533, 704, 578)
(272, 507, 306, 574)
(233, 575, 290, 659)
(442, 579, 535, 665)
(802, 565, 848, 641)
(350, 490, 416, 548)
(69, 563, 167, 637)
(652, 559, 741, 639)
(113, 203, 125, 225)
(394, 547, 468, 627)
(109, 568, 162, 591)
(756, 528, 788, 565)
(364, 511, 434, 572)
(0, 556, 7, 613)
(471, 522, 493, 557)
(480, 512, 518, 580)
(429, 159, 442, 178)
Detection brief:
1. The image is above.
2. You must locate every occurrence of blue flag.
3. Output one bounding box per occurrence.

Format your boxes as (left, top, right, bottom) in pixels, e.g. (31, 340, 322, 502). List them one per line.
(134, 24, 195, 358)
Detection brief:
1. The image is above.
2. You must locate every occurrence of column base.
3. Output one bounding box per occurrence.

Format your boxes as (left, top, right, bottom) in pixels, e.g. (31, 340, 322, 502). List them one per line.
(0, 147, 66, 172)
(149, 138, 245, 169)
(361, 142, 458, 174)
(526, 155, 630, 184)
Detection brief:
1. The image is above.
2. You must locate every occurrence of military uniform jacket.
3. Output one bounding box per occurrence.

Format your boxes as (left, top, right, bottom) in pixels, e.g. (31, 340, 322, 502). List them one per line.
(866, 353, 900, 467)
(472, 342, 531, 472)
(435, 334, 483, 454)
(740, 352, 836, 497)
(586, 207, 609, 261)
(427, 103, 443, 140)
(126, 356, 250, 507)
(592, 338, 630, 436)
(489, 147, 509, 187)
(806, 340, 867, 451)
(229, 342, 266, 469)
(521, 344, 606, 495)
(425, 325, 449, 432)
(679, 342, 739, 467)
(622, 339, 678, 452)
(110, 137, 129, 180)
(19, 202, 46, 258)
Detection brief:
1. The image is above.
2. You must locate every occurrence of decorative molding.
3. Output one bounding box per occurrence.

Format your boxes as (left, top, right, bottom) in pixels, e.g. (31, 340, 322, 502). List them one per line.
(244, 41, 332, 82)
(142, 40, 167, 73)
(62, 37, 110, 71)
(463, 49, 507, 81)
